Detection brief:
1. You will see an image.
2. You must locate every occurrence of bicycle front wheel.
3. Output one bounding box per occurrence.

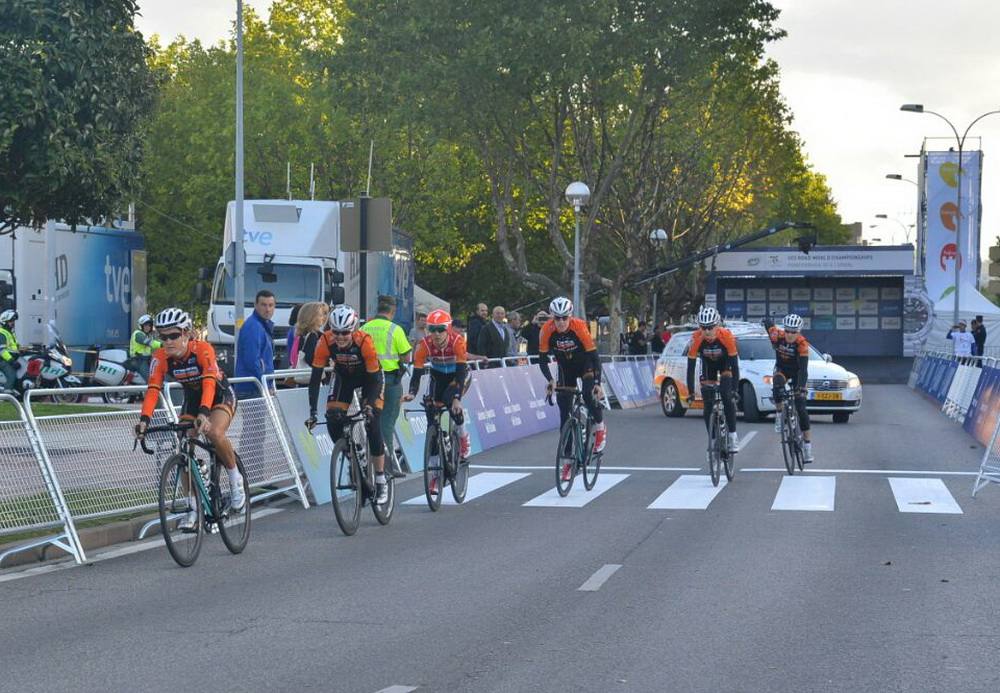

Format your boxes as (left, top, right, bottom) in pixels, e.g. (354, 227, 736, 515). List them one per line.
(708, 413, 722, 487)
(581, 416, 601, 491)
(423, 424, 445, 511)
(449, 429, 469, 503)
(780, 408, 796, 476)
(212, 453, 251, 555)
(158, 454, 203, 568)
(330, 439, 362, 535)
(555, 421, 578, 497)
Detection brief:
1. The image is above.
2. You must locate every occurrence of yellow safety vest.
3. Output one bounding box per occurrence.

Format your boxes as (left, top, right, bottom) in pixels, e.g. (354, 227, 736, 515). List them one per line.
(360, 316, 411, 373)
(130, 329, 160, 357)
(0, 326, 18, 361)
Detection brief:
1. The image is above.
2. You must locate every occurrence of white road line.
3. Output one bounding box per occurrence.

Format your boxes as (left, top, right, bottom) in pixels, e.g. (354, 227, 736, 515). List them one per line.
(471, 464, 701, 472)
(523, 474, 629, 508)
(578, 563, 622, 592)
(740, 468, 979, 476)
(647, 474, 727, 510)
(771, 475, 836, 512)
(374, 686, 418, 693)
(402, 472, 530, 505)
(736, 431, 757, 452)
(889, 478, 963, 514)
(0, 507, 285, 583)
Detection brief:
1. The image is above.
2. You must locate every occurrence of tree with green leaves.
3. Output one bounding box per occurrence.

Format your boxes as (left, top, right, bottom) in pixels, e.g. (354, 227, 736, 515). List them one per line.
(0, 0, 155, 233)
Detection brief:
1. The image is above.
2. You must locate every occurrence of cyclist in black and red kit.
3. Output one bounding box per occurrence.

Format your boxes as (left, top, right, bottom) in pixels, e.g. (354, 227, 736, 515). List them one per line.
(765, 313, 814, 463)
(686, 306, 740, 453)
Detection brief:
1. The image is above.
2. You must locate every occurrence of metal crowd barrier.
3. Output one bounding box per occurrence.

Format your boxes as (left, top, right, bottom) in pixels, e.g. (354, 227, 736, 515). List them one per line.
(973, 415, 1000, 497)
(942, 356, 985, 422)
(24, 385, 177, 546)
(0, 394, 86, 567)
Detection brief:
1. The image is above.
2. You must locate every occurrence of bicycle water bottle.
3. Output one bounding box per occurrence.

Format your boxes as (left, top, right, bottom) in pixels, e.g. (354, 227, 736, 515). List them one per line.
(198, 458, 211, 489)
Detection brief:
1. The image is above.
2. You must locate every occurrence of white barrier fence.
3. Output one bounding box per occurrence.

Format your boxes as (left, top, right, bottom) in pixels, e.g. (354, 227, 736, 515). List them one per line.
(908, 350, 1000, 497)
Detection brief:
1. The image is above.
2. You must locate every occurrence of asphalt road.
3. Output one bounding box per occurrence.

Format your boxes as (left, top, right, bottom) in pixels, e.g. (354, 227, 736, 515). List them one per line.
(3, 385, 999, 693)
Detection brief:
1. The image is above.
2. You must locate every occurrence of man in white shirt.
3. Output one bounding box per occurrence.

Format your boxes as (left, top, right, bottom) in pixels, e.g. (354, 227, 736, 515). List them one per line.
(947, 321, 976, 357)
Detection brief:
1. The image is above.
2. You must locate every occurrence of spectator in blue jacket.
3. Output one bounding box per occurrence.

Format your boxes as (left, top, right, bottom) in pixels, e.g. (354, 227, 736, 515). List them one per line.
(235, 290, 276, 397)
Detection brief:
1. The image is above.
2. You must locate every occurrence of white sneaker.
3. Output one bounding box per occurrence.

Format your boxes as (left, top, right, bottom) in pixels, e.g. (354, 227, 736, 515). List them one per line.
(728, 432, 739, 451)
(177, 511, 198, 532)
(229, 482, 246, 512)
(774, 415, 782, 433)
(375, 482, 389, 505)
(803, 443, 814, 463)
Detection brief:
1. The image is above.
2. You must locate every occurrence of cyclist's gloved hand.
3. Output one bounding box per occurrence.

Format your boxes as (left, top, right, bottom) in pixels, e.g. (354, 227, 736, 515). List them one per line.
(762, 316, 774, 330)
(450, 398, 462, 417)
(134, 419, 148, 439)
(195, 413, 211, 435)
(305, 414, 317, 430)
(362, 404, 375, 422)
(402, 393, 415, 402)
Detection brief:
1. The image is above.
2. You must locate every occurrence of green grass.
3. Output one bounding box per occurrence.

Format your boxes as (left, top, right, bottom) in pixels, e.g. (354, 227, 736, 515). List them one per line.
(0, 401, 120, 421)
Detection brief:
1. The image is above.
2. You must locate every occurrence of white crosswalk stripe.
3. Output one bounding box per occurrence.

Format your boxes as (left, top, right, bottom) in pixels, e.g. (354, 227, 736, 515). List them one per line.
(888, 477, 963, 514)
(771, 475, 836, 511)
(523, 473, 629, 508)
(402, 468, 970, 516)
(402, 472, 530, 505)
(647, 474, 727, 510)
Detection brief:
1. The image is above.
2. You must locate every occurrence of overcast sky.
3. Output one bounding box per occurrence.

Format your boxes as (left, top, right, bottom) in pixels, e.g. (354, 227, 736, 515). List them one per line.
(135, 0, 1000, 250)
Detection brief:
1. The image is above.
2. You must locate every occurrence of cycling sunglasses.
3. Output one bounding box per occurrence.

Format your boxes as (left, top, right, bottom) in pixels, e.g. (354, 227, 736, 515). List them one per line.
(331, 329, 352, 336)
(553, 316, 570, 322)
(158, 331, 184, 341)
(784, 329, 799, 335)
(427, 325, 448, 334)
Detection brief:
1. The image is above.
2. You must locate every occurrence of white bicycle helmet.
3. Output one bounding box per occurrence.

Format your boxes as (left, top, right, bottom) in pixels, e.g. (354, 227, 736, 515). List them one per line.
(137, 314, 153, 328)
(155, 307, 191, 331)
(783, 313, 804, 330)
(549, 296, 573, 318)
(697, 305, 720, 328)
(329, 305, 359, 331)
(0, 309, 17, 324)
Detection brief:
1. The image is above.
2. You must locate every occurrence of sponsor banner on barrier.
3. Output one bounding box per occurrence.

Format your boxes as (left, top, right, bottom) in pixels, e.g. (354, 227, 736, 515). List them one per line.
(603, 358, 658, 408)
(270, 388, 335, 504)
(965, 366, 1000, 445)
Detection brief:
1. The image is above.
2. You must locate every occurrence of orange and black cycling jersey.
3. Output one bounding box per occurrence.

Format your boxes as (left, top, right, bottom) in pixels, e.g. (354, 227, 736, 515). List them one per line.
(140, 340, 226, 420)
(686, 327, 739, 394)
(409, 331, 468, 397)
(768, 325, 810, 379)
(538, 318, 601, 383)
(308, 330, 383, 414)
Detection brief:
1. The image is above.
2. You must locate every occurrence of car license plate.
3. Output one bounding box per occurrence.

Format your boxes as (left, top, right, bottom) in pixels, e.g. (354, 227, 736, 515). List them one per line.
(812, 391, 842, 401)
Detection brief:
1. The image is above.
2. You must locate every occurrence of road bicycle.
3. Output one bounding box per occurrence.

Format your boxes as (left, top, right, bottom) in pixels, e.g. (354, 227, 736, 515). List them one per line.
(409, 397, 469, 511)
(777, 384, 806, 475)
(137, 421, 251, 568)
(308, 410, 394, 535)
(550, 387, 603, 497)
(701, 384, 737, 487)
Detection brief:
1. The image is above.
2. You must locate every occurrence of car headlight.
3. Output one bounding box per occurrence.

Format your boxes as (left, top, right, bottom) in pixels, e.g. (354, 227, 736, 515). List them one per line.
(763, 375, 773, 385)
(847, 376, 861, 389)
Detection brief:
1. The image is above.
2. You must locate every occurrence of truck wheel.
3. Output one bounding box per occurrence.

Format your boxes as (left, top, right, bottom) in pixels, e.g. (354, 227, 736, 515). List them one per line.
(661, 380, 685, 418)
(741, 382, 762, 422)
(833, 412, 850, 424)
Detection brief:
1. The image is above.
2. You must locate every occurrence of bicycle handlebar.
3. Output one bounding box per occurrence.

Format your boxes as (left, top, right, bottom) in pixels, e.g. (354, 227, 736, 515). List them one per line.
(133, 421, 198, 455)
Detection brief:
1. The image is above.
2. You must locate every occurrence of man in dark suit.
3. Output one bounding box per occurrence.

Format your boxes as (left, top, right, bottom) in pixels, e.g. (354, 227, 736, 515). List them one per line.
(477, 305, 514, 362)
(467, 302, 488, 351)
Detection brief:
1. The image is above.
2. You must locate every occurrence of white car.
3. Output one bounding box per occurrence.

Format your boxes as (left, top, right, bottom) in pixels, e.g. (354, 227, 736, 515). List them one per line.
(653, 321, 863, 423)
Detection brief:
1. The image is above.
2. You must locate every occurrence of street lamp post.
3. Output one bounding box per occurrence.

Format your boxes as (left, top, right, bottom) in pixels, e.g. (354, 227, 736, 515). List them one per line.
(649, 228, 667, 328)
(565, 182, 591, 318)
(233, 0, 246, 364)
(901, 104, 1000, 326)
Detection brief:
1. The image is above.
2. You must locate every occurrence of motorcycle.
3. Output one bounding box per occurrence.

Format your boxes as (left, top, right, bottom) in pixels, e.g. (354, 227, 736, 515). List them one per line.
(0, 327, 83, 402)
(91, 347, 147, 404)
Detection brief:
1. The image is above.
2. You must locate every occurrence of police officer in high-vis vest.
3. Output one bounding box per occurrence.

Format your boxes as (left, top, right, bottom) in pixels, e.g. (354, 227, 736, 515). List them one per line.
(0, 309, 20, 394)
(129, 314, 161, 382)
(360, 295, 412, 478)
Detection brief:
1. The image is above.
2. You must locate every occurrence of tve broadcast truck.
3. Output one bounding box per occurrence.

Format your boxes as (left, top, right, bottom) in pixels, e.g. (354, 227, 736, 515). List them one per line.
(205, 200, 415, 370)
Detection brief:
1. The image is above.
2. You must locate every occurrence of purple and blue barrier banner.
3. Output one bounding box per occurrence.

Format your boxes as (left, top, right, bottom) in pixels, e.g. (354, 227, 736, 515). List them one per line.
(603, 357, 658, 408)
(964, 365, 1000, 445)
